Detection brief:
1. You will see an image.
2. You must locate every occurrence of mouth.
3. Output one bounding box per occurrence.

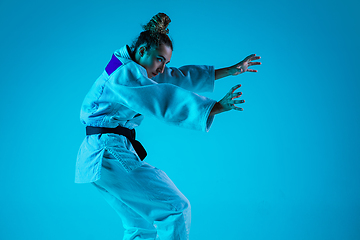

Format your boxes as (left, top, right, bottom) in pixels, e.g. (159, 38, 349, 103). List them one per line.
(152, 72, 158, 77)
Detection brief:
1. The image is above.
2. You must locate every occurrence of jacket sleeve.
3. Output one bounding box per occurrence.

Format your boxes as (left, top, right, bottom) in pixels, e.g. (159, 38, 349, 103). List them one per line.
(153, 65, 215, 93)
(101, 61, 217, 132)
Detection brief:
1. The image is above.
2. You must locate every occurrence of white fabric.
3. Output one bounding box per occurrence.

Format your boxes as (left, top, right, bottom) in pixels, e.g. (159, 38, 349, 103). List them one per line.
(75, 45, 216, 183)
(93, 149, 191, 240)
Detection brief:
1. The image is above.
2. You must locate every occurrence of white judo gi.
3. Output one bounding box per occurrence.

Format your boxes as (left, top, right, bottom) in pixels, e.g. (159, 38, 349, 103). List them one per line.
(75, 45, 217, 240)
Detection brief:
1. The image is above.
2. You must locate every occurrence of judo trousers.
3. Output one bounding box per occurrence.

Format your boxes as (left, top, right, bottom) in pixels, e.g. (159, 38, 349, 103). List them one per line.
(92, 150, 191, 240)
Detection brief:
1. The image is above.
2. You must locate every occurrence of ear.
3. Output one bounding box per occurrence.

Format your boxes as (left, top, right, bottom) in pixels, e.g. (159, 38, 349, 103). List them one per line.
(138, 46, 147, 57)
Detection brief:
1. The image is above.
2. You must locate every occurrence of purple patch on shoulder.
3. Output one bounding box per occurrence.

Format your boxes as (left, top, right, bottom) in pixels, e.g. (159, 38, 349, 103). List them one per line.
(105, 54, 123, 75)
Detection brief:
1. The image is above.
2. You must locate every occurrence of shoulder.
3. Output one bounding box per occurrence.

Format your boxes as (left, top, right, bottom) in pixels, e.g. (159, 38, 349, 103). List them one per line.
(107, 59, 154, 87)
(104, 54, 143, 77)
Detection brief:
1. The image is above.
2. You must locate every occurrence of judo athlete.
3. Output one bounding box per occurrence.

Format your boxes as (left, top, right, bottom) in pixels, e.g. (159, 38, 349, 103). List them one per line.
(75, 13, 261, 240)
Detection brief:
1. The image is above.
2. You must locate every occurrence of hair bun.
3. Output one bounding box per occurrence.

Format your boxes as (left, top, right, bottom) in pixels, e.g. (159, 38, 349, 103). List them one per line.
(143, 13, 171, 35)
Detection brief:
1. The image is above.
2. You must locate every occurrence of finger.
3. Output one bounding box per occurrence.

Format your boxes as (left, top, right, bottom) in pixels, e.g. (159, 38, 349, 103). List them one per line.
(247, 69, 258, 72)
(249, 55, 261, 61)
(245, 54, 262, 62)
(232, 99, 245, 104)
(248, 61, 261, 66)
(244, 54, 256, 61)
(230, 84, 241, 94)
(233, 106, 243, 111)
(231, 92, 242, 99)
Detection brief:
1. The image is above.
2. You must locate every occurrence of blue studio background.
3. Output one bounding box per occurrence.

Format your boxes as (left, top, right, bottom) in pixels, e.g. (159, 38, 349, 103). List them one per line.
(1, 0, 359, 239)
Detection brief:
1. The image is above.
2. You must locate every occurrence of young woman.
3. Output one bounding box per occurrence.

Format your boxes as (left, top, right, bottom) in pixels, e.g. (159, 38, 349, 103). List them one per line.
(76, 12, 261, 240)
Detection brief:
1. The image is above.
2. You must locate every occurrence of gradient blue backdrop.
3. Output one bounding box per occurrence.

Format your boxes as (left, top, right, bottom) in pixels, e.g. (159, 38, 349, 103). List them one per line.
(1, 0, 359, 239)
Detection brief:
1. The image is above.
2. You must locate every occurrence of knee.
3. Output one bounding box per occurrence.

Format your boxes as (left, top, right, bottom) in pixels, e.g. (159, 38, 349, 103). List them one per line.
(175, 195, 191, 214)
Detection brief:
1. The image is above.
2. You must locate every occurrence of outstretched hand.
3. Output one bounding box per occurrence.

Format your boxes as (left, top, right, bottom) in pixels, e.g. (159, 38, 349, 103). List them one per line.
(210, 84, 244, 116)
(230, 54, 261, 76)
(211, 54, 262, 115)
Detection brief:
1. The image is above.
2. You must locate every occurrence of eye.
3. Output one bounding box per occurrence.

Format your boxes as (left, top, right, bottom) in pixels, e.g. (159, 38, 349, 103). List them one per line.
(157, 58, 163, 62)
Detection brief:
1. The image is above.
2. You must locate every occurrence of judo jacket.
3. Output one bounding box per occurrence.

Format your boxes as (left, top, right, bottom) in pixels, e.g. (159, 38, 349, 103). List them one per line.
(75, 45, 217, 183)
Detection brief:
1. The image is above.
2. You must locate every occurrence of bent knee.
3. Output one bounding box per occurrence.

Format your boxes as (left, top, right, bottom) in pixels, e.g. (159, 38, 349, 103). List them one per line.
(174, 195, 191, 213)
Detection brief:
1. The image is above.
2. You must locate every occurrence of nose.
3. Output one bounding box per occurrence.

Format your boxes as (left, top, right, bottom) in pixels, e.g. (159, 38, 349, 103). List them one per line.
(158, 63, 165, 74)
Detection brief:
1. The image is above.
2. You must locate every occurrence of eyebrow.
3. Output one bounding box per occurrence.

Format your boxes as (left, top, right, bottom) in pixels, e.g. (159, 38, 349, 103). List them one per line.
(158, 55, 170, 64)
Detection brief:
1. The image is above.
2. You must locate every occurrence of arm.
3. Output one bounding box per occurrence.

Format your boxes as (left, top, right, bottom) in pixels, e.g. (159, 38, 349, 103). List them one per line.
(215, 54, 261, 80)
(103, 62, 217, 132)
(154, 65, 215, 93)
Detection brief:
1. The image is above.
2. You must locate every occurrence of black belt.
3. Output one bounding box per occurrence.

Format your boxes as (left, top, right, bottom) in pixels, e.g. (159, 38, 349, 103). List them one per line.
(86, 126, 147, 160)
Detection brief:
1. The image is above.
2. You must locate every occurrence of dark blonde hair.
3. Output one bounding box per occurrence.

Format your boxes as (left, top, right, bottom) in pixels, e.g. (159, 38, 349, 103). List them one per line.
(131, 13, 173, 53)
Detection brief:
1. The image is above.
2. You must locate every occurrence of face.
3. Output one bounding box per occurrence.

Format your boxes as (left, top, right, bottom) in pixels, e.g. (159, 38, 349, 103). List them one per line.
(137, 44, 172, 78)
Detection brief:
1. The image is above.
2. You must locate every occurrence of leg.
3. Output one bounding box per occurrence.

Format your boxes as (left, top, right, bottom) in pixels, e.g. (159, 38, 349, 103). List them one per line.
(95, 150, 191, 240)
(93, 182, 158, 240)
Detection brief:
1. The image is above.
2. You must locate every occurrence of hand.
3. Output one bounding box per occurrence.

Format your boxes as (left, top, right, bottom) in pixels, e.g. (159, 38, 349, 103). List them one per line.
(210, 84, 244, 116)
(230, 54, 261, 76)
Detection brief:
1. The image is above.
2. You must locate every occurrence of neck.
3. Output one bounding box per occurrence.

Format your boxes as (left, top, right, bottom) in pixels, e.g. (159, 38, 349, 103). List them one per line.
(131, 50, 141, 65)
(126, 45, 136, 62)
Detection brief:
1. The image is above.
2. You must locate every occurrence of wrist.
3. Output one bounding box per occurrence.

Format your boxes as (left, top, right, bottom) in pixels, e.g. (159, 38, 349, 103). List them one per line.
(209, 102, 224, 116)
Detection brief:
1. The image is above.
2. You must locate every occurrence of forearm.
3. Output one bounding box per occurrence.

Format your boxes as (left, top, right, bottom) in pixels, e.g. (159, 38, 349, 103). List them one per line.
(157, 65, 215, 92)
(215, 67, 232, 80)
